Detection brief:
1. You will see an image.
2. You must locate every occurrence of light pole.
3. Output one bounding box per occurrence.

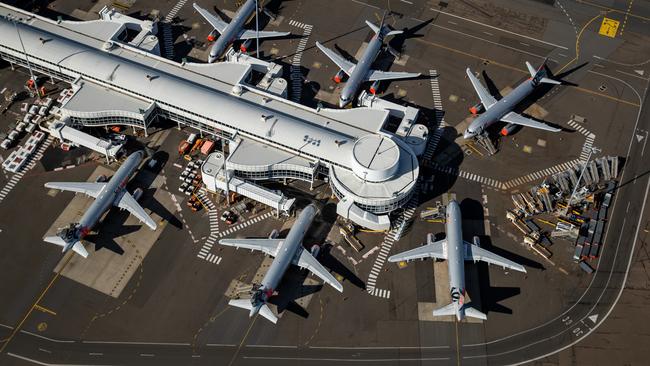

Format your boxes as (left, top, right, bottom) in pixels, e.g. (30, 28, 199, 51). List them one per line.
(255, 0, 260, 58)
(563, 146, 601, 216)
(7, 15, 40, 99)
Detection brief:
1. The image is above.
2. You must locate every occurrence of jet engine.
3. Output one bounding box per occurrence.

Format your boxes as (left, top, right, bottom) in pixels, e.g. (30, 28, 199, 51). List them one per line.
(333, 69, 345, 83)
(500, 123, 517, 136)
(369, 80, 380, 95)
(469, 102, 484, 115)
(207, 29, 217, 42)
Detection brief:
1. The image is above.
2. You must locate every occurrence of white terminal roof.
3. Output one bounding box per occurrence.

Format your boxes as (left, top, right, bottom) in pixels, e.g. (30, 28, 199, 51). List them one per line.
(0, 5, 417, 186)
(228, 138, 313, 169)
(63, 79, 152, 114)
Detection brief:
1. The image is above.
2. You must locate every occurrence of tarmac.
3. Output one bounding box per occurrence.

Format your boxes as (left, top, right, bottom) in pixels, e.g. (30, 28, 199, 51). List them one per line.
(0, 0, 648, 365)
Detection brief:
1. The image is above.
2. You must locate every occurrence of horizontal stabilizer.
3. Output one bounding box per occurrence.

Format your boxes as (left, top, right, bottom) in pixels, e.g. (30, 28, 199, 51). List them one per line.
(525, 61, 537, 78)
(44, 235, 67, 247)
(72, 241, 89, 258)
(432, 302, 456, 317)
(228, 299, 278, 323)
(43, 236, 88, 258)
(463, 306, 487, 320)
(365, 20, 380, 35)
(539, 77, 561, 85)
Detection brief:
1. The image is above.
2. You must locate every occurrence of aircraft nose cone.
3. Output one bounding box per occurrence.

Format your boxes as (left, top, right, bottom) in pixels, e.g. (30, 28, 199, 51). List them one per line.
(463, 130, 474, 139)
(208, 55, 217, 63)
(339, 97, 349, 108)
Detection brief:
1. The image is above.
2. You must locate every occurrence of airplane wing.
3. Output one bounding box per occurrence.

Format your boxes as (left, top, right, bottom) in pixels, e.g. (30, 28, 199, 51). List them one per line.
(316, 42, 355, 75)
(388, 238, 447, 262)
(193, 3, 229, 34)
(466, 68, 497, 108)
(239, 29, 291, 40)
(500, 112, 562, 132)
(44, 182, 105, 198)
(293, 249, 343, 292)
(115, 192, 157, 230)
(367, 70, 421, 82)
(218, 238, 283, 257)
(463, 241, 526, 273)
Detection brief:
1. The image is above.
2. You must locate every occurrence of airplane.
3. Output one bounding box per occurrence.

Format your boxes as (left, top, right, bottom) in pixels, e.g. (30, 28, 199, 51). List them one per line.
(193, 1, 290, 63)
(388, 200, 526, 321)
(316, 12, 421, 107)
(219, 204, 343, 323)
(463, 60, 563, 139)
(43, 150, 157, 258)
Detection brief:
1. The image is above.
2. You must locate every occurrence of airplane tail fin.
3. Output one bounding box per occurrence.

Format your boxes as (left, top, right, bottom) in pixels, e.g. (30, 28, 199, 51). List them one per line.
(43, 236, 89, 258)
(432, 302, 487, 321)
(228, 299, 278, 324)
(526, 60, 561, 85)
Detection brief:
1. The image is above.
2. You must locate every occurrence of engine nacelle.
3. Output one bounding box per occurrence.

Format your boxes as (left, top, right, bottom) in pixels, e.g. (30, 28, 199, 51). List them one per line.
(500, 123, 518, 136)
(132, 187, 143, 202)
(472, 235, 481, 247)
(268, 229, 279, 239)
(310, 244, 320, 258)
(469, 102, 485, 115)
(369, 80, 380, 95)
(333, 69, 345, 84)
(95, 174, 107, 183)
(239, 39, 252, 53)
(207, 29, 217, 42)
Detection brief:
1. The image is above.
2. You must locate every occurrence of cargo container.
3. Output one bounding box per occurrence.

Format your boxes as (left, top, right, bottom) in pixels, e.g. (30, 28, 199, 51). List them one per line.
(579, 260, 594, 273)
(201, 140, 215, 155)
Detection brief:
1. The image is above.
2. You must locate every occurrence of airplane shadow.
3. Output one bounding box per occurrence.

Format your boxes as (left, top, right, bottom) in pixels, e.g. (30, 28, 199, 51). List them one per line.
(458, 198, 541, 318)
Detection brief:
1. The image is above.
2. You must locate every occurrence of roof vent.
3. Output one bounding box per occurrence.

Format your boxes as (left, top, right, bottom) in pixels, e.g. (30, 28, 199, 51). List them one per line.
(231, 84, 243, 96)
(102, 41, 114, 51)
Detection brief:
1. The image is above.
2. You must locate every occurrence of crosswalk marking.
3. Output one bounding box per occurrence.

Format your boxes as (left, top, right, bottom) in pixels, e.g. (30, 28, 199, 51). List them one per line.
(195, 190, 222, 265)
(366, 186, 419, 299)
(421, 70, 447, 163)
(288, 20, 313, 103)
(0, 136, 52, 204)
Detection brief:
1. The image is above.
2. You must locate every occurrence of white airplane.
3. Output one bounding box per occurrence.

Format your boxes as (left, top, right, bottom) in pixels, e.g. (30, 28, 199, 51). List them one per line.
(194, 1, 290, 62)
(389, 200, 526, 321)
(464, 60, 562, 138)
(220, 204, 342, 323)
(43, 151, 156, 258)
(316, 12, 420, 107)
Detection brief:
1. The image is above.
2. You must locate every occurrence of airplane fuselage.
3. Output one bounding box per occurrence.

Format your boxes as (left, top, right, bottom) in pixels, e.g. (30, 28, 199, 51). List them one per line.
(257, 204, 318, 300)
(75, 150, 144, 239)
(208, 0, 256, 62)
(445, 200, 467, 317)
(465, 78, 537, 138)
(339, 34, 384, 107)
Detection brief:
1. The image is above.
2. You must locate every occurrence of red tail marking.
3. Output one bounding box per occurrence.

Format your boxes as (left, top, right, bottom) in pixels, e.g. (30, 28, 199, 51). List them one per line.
(500, 128, 509, 136)
(469, 106, 478, 115)
(207, 35, 215, 42)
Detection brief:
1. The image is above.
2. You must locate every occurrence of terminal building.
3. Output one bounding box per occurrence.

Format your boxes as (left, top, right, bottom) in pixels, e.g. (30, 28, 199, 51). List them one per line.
(0, 4, 426, 230)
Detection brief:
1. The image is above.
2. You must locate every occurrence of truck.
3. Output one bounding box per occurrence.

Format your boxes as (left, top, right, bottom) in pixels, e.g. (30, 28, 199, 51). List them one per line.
(201, 140, 215, 155)
(187, 133, 197, 145)
(178, 140, 191, 155)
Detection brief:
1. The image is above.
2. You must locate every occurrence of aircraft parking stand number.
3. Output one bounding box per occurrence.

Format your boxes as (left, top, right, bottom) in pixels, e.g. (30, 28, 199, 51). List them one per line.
(599, 17, 620, 38)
